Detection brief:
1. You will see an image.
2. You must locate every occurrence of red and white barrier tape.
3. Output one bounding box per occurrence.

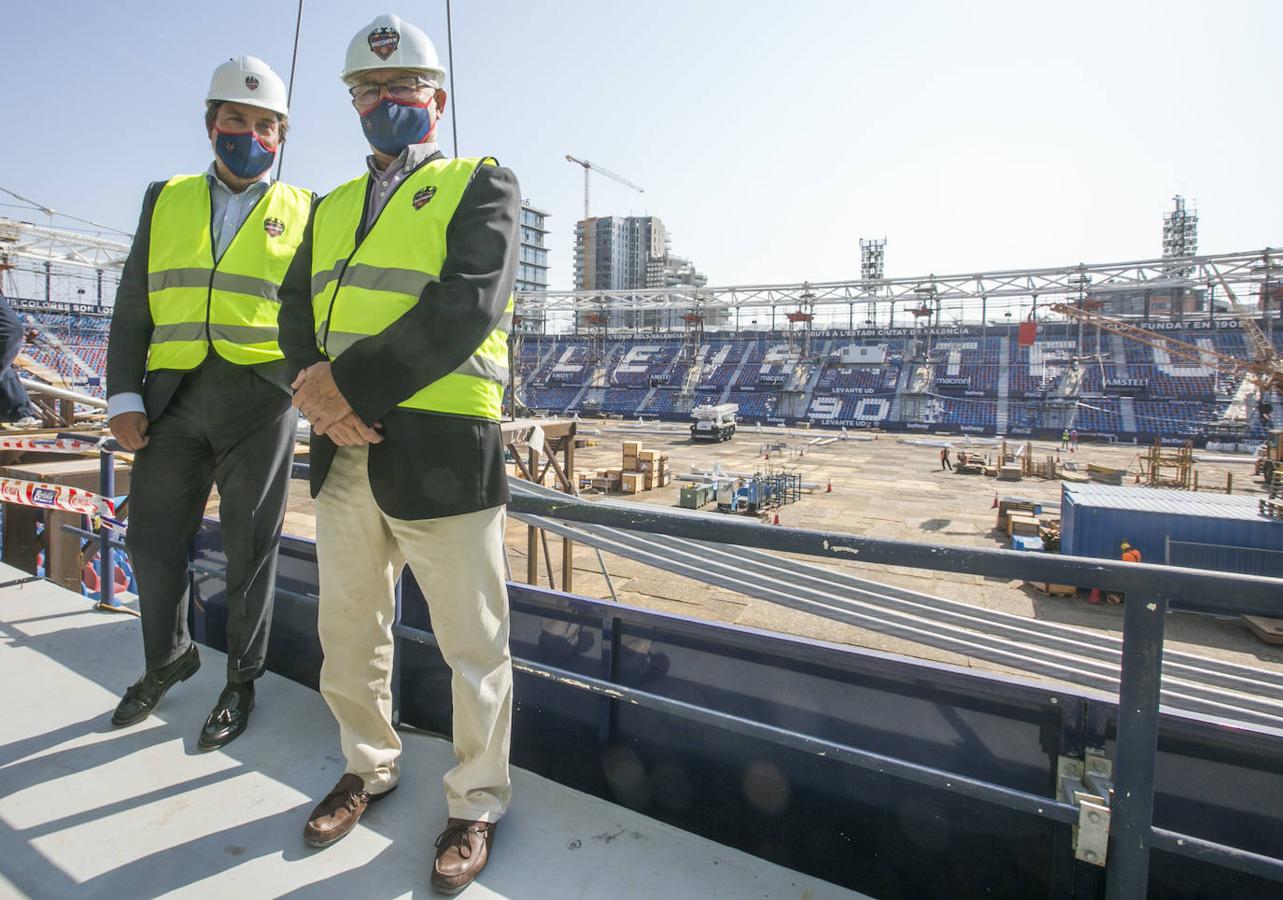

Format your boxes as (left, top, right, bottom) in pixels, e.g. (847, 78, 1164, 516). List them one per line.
(0, 437, 103, 453)
(0, 477, 116, 518)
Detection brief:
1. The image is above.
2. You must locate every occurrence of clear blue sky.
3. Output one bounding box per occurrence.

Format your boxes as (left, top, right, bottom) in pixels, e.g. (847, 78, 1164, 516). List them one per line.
(3, 0, 1280, 289)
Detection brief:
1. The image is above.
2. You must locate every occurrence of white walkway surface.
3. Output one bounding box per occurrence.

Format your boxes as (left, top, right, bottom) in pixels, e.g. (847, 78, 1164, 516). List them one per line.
(0, 563, 864, 899)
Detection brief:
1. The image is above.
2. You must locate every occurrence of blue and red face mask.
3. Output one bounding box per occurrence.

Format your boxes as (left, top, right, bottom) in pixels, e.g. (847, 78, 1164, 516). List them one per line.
(214, 128, 277, 179)
(360, 98, 435, 156)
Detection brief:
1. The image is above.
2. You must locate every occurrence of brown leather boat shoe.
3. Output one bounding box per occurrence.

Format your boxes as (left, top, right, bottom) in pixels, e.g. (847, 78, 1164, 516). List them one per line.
(303, 774, 396, 848)
(431, 818, 496, 894)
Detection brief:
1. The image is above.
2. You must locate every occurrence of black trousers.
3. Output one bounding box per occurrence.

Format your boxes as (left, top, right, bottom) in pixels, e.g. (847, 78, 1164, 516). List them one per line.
(126, 356, 296, 683)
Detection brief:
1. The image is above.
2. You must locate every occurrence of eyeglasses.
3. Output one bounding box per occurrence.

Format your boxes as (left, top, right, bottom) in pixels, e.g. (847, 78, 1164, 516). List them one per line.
(348, 76, 436, 107)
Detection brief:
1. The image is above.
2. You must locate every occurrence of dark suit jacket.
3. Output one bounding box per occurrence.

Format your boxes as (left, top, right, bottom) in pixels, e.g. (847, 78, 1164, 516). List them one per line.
(276, 153, 519, 521)
(106, 179, 297, 421)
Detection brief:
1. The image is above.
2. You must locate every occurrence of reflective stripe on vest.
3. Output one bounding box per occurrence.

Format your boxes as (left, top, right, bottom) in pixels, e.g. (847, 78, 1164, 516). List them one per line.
(146, 174, 310, 371)
(310, 157, 511, 422)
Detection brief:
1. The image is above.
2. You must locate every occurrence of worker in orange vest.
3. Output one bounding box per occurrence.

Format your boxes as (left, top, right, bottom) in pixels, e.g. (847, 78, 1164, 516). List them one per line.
(1106, 541, 1142, 604)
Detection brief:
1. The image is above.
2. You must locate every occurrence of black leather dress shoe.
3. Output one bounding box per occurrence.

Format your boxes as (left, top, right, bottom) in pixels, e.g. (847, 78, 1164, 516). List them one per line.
(198, 682, 255, 750)
(112, 644, 201, 727)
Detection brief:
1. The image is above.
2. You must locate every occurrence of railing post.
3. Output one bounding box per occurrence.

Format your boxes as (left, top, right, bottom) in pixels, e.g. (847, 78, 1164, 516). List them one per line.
(1105, 589, 1169, 899)
(99, 449, 118, 609)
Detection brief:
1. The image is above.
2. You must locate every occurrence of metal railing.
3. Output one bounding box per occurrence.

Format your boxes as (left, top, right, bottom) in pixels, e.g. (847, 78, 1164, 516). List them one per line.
(502, 489, 1283, 899)
(53, 445, 1283, 897)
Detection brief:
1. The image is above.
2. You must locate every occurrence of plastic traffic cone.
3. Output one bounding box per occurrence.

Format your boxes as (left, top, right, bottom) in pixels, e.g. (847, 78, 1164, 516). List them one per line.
(991, 495, 999, 509)
(1088, 588, 1103, 605)
(826, 479, 832, 493)
(773, 514, 780, 526)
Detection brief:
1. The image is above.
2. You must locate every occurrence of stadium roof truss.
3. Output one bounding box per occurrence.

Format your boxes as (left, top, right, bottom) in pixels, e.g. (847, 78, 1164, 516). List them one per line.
(516, 248, 1280, 316)
(0, 217, 130, 272)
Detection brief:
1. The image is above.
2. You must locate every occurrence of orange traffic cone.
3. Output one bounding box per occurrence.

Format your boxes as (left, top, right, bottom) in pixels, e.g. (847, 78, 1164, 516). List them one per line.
(991, 495, 999, 509)
(1088, 588, 1103, 605)
(826, 480, 832, 493)
(773, 514, 780, 526)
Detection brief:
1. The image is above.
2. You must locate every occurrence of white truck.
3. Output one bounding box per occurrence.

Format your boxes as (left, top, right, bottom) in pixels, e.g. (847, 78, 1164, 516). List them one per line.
(690, 403, 738, 442)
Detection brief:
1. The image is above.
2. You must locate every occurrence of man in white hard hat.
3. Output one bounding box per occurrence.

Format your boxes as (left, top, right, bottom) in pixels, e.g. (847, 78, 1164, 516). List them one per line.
(106, 56, 312, 749)
(276, 13, 517, 892)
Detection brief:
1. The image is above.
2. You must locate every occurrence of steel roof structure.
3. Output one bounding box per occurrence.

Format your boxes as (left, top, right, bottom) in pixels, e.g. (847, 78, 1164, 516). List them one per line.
(515, 247, 1281, 318)
(0, 217, 131, 272)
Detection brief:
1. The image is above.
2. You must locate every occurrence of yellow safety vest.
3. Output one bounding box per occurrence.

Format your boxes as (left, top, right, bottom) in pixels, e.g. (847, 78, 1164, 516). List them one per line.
(310, 157, 512, 422)
(146, 174, 310, 371)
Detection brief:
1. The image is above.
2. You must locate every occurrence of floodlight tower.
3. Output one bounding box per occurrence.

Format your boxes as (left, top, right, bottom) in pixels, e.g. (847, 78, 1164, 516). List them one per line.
(860, 238, 886, 282)
(1163, 195, 1198, 275)
(860, 238, 886, 328)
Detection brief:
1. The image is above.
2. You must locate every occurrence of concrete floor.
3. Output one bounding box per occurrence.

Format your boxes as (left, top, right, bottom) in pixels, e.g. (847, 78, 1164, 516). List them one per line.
(0, 563, 862, 900)
(261, 428, 1283, 686)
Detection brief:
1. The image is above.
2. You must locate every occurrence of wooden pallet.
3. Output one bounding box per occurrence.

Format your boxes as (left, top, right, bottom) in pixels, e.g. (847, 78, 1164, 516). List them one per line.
(1028, 581, 1077, 597)
(1244, 616, 1283, 645)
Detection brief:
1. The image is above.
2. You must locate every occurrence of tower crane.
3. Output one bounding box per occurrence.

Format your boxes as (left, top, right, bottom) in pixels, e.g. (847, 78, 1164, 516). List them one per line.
(564, 155, 643, 220)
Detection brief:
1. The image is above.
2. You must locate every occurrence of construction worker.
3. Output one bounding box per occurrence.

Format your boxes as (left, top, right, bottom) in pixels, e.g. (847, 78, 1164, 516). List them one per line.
(1061, 428, 1070, 450)
(940, 446, 953, 470)
(105, 57, 311, 748)
(1070, 428, 1079, 452)
(276, 14, 517, 893)
(1104, 541, 1143, 604)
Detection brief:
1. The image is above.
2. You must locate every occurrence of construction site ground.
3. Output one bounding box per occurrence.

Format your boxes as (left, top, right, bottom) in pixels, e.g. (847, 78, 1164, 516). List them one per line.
(262, 426, 1283, 690)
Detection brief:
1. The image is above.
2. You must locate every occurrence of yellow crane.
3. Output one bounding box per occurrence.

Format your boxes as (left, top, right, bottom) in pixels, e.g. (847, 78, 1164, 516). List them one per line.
(1050, 302, 1282, 396)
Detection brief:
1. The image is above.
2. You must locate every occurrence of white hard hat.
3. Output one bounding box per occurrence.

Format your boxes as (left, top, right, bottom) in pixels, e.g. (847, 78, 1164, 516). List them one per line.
(341, 13, 447, 85)
(207, 56, 289, 117)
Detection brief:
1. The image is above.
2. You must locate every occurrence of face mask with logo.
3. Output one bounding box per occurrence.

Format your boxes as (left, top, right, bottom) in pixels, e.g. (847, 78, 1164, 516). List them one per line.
(214, 128, 277, 179)
(360, 98, 434, 156)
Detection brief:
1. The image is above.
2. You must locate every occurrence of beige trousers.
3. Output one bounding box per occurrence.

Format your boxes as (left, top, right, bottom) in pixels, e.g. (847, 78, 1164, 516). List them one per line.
(316, 445, 513, 822)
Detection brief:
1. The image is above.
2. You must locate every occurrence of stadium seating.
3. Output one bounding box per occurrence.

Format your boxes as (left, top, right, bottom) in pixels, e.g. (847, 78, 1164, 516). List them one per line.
(14, 302, 1276, 441)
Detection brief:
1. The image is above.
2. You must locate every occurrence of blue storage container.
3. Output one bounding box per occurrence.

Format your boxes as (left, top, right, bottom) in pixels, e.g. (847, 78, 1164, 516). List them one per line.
(1060, 484, 1283, 577)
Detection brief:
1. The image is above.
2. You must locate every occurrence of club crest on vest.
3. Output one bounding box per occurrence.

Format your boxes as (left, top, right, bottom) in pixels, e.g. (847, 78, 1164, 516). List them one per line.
(368, 27, 400, 60)
(412, 186, 437, 210)
(264, 217, 285, 237)
(245, 75, 259, 91)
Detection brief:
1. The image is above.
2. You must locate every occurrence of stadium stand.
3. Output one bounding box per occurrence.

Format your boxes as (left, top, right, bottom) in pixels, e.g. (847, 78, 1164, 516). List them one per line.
(13, 301, 1277, 443)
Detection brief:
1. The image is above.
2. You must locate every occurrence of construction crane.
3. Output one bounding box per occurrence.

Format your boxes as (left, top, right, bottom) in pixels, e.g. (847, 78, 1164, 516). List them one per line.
(564, 155, 643, 220)
(1050, 302, 1282, 395)
(1207, 263, 1277, 374)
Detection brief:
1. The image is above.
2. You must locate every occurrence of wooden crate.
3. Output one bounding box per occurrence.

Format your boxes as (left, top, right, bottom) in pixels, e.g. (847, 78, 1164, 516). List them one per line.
(621, 472, 643, 494)
(622, 441, 642, 456)
(1008, 514, 1041, 537)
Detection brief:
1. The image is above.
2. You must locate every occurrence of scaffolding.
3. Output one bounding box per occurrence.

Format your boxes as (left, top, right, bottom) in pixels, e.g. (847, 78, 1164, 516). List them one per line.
(1136, 438, 1195, 489)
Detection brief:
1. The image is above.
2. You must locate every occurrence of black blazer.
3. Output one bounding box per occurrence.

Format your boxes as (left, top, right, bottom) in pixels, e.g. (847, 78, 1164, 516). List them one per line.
(106, 178, 297, 421)
(276, 154, 519, 521)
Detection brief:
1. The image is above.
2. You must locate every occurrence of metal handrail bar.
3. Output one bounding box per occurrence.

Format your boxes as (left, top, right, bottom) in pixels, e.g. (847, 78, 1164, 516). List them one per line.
(505, 492, 1283, 616)
(393, 621, 1081, 822)
(18, 378, 108, 409)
